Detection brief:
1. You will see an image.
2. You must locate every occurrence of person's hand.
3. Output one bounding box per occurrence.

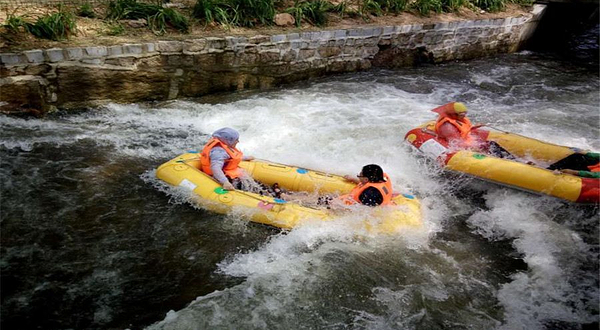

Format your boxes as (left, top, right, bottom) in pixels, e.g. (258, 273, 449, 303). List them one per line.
(222, 182, 235, 190)
(245, 156, 255, 161)
(343, 175, 353, 181)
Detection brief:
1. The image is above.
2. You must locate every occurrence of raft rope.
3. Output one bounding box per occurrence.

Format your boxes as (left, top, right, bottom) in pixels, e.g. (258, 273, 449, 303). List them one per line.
(253, 158, 341, 179)
(177, 156, 286, 203)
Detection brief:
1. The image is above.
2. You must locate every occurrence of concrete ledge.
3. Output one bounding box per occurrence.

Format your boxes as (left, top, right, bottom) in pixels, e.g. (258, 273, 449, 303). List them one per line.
(0, 7, 544, 115)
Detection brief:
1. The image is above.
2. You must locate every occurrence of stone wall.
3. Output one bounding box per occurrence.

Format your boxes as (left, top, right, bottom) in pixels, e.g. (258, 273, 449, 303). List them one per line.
(0, 5, 546, 115)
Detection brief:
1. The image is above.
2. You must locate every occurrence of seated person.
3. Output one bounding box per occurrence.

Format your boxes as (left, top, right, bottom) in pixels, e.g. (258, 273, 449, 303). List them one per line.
(338, 164, 393, 207)
(432, 102, 514, 159)
(199, 127, 255, 191)
(550, 152, 600, 178)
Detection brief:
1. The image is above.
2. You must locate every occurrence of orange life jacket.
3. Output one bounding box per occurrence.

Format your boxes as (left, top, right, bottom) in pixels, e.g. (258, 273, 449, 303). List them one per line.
(339, 173, 393, 206)
(588, 163, 600, 172)
(200, 138, 243, 178)
(434, 116, 473, 140)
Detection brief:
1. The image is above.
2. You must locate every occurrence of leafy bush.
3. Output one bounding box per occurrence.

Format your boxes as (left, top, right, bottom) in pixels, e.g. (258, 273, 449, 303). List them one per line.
(193, 0, 231, 25)
(106, 0, 189, 34)
(4, 13, 30, 33)
(470, 0, 504, 11)
(441, 0, 465, 11)
(193, 0, 221, 23)
(78, 3, 96, 18)
(330, 0, 347, 16)
(508, 0, 534, 6)
(193, 0, 275, 27)
(359, 0, 383, 17)
(105, 22, 125, 35)
(375, 0, 408, 13)
(106, 0, 159, 20)
(28, 9, 77, 40)
(286, 0, 332, 27)
(411, 0, 443, 15)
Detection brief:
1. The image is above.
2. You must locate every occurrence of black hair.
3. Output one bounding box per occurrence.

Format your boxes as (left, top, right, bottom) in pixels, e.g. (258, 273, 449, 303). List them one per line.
(361, 164, 384, 182)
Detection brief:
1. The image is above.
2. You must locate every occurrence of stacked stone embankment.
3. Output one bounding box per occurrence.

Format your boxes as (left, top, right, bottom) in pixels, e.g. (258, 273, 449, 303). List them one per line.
(0, 5, 545, 115)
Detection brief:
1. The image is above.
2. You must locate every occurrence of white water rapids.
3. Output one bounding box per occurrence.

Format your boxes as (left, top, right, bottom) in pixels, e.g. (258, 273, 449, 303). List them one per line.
(0, 52, 598, 329)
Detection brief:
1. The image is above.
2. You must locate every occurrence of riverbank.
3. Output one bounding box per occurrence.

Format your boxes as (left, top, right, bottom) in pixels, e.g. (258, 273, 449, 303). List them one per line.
(1, 4, 542, 116)
(1, 4, 530, 52)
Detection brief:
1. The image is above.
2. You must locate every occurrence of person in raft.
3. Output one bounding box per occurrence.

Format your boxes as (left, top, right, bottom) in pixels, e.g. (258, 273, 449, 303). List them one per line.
(338, 164, 393, 207)
(200, 127, 255, 191)
(432, 102, 514, 159)
(552, 152, 600, 178)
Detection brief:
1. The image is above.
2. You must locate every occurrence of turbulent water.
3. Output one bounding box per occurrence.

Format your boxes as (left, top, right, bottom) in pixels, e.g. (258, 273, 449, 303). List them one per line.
(1, 50, 599, 329)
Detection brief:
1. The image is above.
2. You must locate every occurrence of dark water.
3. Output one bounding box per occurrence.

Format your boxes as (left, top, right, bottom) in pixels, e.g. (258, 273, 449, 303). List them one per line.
(1, 39, 599, 329)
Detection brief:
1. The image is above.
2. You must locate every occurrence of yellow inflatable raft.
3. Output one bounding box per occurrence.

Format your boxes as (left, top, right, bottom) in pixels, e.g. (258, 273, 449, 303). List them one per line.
(155, 153, 422, 233)
(405, 122, 599, 203)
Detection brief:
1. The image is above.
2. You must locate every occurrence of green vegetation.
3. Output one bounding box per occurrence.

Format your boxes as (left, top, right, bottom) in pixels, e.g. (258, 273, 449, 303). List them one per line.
(442, 0, 466, 12)
(28, 10, 77, 40)
(3, 7, 77, 40)
(4, 13, 30, 33)
(359, 0, 383, 17)
(105, 21, 126, 35)
(192, 0, 275, 27)
(106, 0, 189, 34)
(411, 0, 443, 15)
(471, 0, 504, 12)
(376, 0, 408, 13)
(2, 0, 534, 41)
(286, 0, 332, 27)
(78, 3, 96, 18)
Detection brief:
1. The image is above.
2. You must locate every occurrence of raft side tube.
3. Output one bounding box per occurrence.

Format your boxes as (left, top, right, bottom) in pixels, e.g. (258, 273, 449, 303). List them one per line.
(155, 154, 332, 229)
(446, 151, 583, 202)
(239, 161, 355, 194)
(156, 153, 423, 232)
(486, 131, 576, 163)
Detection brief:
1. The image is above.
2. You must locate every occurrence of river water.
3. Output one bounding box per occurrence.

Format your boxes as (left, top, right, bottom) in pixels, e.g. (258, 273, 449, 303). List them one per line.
(1, 46, 599, 329)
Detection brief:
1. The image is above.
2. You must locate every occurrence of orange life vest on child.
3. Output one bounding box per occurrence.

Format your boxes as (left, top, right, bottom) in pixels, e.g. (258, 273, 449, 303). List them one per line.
(200, 138, 243, 178)
(339, 174, 393, 206)
(434, 116, 473, 140)
(431, 102, 474, 144)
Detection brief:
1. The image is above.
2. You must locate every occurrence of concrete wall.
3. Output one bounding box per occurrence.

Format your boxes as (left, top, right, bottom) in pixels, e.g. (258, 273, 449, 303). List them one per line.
(0, 5, 546, 115)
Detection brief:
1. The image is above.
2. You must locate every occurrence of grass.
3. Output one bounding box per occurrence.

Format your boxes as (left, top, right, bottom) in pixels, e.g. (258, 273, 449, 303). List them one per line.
(78, 3, 96, 18)
(375, 0, 409, 13)
(442, 0, 466, 11)
(3, 7, 77, 40)
(2, 0, 533, 42)
(4, 13, 30, 33)
(104, 22, 126, 35)
(411, 0, 443, 16)
(192, 0, 276, 27)
(106, 0, 189, 34)
(470, 0, 504, 11)
(360, 0, 383, 18)
(286, 0, 333, 27)
(29, 11, 77, 40)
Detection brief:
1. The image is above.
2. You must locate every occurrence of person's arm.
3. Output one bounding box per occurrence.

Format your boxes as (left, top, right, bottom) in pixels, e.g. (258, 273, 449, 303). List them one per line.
(209, 147, 233, 188)
(561, 169, 600, 178)
(343, 175, 360, 184)
(358, 187, 384, 206)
